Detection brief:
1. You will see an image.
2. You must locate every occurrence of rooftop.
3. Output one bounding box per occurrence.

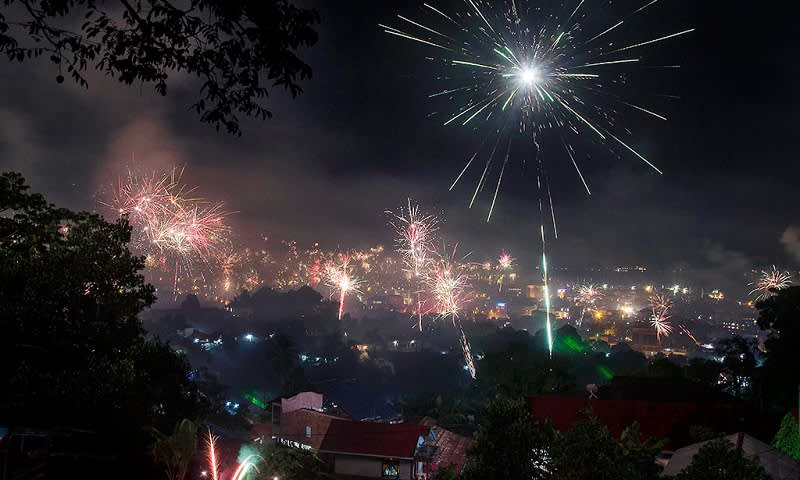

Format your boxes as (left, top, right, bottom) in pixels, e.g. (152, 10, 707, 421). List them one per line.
(319, 419, 430, 459)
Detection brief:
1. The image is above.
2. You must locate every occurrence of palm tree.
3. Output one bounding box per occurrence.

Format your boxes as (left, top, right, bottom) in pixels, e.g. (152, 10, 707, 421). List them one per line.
(150, 418, 199, 480)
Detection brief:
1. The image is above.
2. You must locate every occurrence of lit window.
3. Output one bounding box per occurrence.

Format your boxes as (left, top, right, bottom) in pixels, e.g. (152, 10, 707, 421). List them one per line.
(305, 426, 312, 438)
(382, 461, 400, 479)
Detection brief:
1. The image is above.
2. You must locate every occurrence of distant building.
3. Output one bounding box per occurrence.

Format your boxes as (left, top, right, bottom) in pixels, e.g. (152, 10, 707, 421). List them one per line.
(721, 318, 759, 336)
(487, 301, 509, 320)
(630, 327, 661, 356)
(366, 294, 405, 312)
(527, 285, 544, 300)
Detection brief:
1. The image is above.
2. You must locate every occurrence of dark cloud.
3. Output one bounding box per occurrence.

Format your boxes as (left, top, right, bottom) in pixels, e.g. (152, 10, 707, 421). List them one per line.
(781, 227, 800, 265)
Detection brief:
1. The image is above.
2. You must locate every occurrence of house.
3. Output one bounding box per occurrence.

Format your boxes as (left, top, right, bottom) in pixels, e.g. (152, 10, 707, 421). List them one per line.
(269, 392, 471, 479)
(661, 432, 800, 480)
(319, 419, 430, 479)
(274, 407, 428, 479)
(414, 418, 472, 478)
(528, 376, 743, 448)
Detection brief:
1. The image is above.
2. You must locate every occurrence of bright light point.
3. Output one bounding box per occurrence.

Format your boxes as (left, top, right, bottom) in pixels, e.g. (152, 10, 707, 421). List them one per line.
(520, 66, 541, 85)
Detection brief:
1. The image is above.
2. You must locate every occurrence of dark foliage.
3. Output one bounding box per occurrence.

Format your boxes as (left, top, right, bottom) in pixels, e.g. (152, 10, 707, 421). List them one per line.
(462, 396, 553, 480)
(672, 438, 772, 480)
(551, 417, 663, 480)
(0, 0, 319, 135)
(756, 286, 800, 412)
(255, 441, 326, 480)
(0, 172, 206, 448)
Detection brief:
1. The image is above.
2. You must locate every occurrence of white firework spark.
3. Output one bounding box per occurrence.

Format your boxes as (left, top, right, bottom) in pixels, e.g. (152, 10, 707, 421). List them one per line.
(749, 266, 792, 301)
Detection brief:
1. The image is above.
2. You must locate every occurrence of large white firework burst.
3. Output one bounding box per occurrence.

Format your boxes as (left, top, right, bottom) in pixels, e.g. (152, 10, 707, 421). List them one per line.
(382, 0, 693, 219)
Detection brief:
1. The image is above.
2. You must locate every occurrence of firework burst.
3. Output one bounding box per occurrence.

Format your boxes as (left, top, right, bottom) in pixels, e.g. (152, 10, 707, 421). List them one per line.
(576, 282, 603, 326)
(749, 266, 792, 301)
(105, 166, 232, 298)
(577, 283, 603, 304)
(382, 0, 693, 215)
(384, 0, 692, 357)
(388, 200, 440, 330)
(427, 246, 476, 379)
(387, 199, 440, 277)
(649, 293, 673, 341)
(428, 247, 470, 321)
(498, 251, 513, 270)
(496, 250, 514, 293)
(326, 254, 364, 320)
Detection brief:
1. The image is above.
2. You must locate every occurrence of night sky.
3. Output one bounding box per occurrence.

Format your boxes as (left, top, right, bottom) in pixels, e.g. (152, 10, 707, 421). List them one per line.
(0, 0, 797, 274)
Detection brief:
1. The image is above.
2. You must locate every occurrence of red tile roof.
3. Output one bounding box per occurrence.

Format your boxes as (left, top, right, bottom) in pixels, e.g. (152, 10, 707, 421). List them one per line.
(430, 426, 472, 473)
(319, 420, 430, 459)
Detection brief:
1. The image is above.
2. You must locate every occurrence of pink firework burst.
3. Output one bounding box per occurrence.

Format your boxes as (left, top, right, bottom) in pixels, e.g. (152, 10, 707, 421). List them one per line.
(577, 283, 603, 304)
(749, 266, 792, 301)
(498, 251, 513, 270)
(649, 294, 673, 341)
(427, 247, 470, 323)
(105, 166, 231, 298)
(387, 199, 439, 278)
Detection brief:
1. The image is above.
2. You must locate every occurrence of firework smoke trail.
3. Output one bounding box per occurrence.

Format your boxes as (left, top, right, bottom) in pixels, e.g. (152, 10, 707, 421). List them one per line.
(649, 293, 673, 342)
(679, 324, 701, 347)
(459, 322, 477, 379)
(749, 265, 792, 301)
(326, 255, 363, 320)
(384, 0, 691, 356)
(538, 174, 554, 357)
(387, 200, 440, 330)
(205, 429, 219, 480)
(427, 246, 476, 379)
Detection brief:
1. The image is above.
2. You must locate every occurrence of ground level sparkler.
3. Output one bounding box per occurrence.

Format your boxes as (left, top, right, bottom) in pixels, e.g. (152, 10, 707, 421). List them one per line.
(231, 456, 259, 480)
(205, 429, 219, 480)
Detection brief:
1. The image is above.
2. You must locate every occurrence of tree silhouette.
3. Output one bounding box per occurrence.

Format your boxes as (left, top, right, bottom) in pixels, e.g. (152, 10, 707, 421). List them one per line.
(772, 412, 800, 461)
(0, 0, 319, 135)
(0, 172, 205, 447)
(149, 418, 200, 480)
(757, 286, 800, 411)
(268, 332, 299, 384)
(673, 438, 771, 480)
(462, 396, 553, 480)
